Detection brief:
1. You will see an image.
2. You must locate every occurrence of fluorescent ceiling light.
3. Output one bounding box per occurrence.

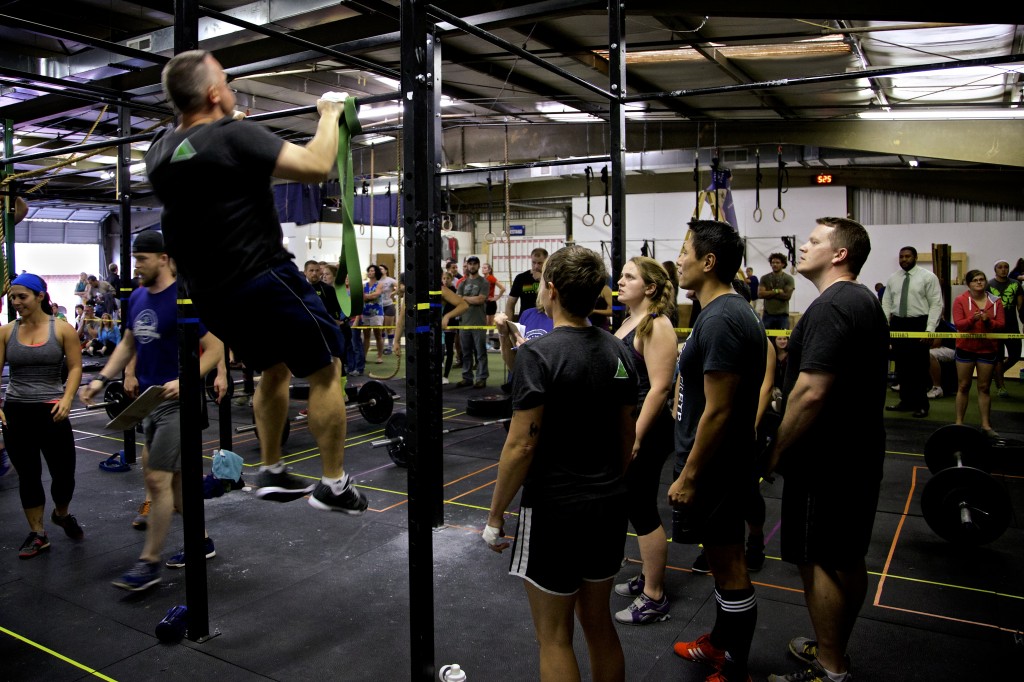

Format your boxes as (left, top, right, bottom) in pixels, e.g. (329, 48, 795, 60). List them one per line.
(857, 108, 1024, 120)
(536, 101, 601, 122)
(596, 36, 848, 64)
(27, 218, 97, 224)
(360, 134, 396, 146)
(374, 75, 401, 89)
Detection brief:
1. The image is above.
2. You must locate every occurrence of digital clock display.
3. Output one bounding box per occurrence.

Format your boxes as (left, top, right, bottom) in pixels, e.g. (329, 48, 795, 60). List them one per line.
(816, 174, 833, 184)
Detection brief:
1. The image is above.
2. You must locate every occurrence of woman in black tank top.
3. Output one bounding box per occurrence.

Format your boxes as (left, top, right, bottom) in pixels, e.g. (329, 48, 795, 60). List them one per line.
(610, 257, 679, 624)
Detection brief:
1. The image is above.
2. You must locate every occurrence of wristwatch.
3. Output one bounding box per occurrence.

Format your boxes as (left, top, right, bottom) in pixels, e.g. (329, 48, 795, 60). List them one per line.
(93, 374, 112, 387)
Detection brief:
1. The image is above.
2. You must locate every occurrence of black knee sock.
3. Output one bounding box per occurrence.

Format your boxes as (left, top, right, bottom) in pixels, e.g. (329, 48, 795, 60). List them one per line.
(709, 586, 757, 676)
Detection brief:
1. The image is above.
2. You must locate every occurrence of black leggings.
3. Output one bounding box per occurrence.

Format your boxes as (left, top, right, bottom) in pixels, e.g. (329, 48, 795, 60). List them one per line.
(2, 401, 77, 510)
(625, 409, 673, 536)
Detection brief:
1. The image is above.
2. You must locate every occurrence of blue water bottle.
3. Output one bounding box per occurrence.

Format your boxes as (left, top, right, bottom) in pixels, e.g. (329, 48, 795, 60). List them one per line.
(156, 605, 188, 642)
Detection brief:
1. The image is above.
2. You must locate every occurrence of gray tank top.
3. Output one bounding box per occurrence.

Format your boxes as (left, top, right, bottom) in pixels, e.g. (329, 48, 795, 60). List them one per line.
(5, 318, 66, 402)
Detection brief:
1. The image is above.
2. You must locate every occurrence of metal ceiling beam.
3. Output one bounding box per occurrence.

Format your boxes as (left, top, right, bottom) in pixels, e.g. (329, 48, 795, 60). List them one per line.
(507, 22, 704, 119)
(0, 13, 168, 65)
(624, 53, 1024, 103)
(651, 14, 797, 119)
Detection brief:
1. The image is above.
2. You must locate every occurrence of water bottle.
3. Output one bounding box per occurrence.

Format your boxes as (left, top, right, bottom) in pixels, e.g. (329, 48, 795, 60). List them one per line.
(439, 663, 466, 681)
(155, 605, 188, 642)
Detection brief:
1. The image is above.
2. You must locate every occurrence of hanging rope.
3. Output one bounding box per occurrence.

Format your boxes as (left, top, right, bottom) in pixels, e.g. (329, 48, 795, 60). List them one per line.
(503, 122, 510, 240)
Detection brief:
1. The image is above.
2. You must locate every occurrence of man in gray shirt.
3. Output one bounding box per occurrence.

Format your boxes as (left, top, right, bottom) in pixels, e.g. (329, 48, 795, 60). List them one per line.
(456, 256, 489, 388)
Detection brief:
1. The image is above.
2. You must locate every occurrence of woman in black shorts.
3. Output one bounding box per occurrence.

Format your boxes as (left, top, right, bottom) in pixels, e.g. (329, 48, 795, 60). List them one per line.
(611, 256, 679, 624)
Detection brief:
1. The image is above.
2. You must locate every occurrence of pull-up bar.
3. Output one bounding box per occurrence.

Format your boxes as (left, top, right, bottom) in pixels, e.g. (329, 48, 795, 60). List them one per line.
(623, 53, 1024, 103)
(438, 155, 611, 176)
(0, 91, 401, 166)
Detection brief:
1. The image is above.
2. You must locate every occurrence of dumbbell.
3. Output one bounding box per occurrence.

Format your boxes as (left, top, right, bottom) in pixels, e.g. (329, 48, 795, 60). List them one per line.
(920, 424, 1012, 546)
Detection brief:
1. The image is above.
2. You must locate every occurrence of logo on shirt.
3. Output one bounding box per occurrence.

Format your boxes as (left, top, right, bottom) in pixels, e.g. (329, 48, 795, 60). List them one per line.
(614, 358, 629, 379)
(171, 139, 197, 163)
(133, 308, 161, 344)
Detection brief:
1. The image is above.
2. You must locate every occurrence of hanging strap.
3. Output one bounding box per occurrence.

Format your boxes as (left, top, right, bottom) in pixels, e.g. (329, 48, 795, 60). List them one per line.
(753, 148, 763, 222)
(334, 97, 363, 317)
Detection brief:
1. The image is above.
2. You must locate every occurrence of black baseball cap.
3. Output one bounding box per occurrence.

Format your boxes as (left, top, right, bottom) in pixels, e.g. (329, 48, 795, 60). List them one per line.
(132, 230, 165, 253)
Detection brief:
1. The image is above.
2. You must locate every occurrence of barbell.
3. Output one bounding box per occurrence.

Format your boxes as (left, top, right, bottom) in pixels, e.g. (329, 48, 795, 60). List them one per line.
(920, 424, 1013, 546)
(80, 381, 133, 420)
(371, 411, 511, 467)
(234, 379, 396, 441)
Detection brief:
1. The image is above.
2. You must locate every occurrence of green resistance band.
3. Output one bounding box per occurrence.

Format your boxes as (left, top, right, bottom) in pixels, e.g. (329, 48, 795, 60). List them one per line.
(334, 96, 363, 318)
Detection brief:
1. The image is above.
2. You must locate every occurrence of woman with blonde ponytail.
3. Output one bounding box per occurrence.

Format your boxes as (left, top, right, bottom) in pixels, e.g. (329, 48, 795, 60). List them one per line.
(611, 256, 679, 624)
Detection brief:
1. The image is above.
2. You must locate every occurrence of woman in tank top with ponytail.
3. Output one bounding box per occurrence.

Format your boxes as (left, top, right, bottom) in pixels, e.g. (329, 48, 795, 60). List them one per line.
(0, 273, 84, 559)
(611, 256, 679, 624)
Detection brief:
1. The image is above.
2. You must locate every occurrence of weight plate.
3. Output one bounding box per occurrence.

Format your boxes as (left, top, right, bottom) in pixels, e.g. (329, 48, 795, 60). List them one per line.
(921, 466, 1011, 546)
(290, 384, 310, 400)
(103, 381, 128, 420)
(466, 394, 512, 418)
(385, 412, 408, 467)
(923, 424, 991, 474)
(358, 380, 394, 424)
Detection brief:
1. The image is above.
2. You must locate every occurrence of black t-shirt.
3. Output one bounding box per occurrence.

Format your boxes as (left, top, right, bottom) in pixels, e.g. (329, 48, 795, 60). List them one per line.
(509, 270, 541, 315)
(312, 281, 342, 321)
(674, 293, 766, 464)
(512, 326, 638, 508)
(782, 281, 888, 481)
(145, 117, 289, 295)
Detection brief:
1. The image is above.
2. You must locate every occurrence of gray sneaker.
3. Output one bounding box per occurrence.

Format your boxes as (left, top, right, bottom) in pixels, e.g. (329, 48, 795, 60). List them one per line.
(308, 481, 368, 515)
(254, 468, 315, 502)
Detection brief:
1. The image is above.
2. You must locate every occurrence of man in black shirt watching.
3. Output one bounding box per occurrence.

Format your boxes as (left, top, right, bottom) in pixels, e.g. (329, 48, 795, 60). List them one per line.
(765, 217, 888, 682)
(505, 248, 548, 321)
(670, 220, 765, 682)
(145, 50, 366, 515)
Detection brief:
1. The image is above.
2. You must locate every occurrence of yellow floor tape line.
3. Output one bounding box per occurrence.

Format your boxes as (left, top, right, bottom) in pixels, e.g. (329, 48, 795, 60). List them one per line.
(0, 625, 119, 681)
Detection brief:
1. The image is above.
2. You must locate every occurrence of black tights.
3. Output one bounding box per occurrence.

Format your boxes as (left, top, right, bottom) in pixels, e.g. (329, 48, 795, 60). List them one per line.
(2, 401, 77, 510)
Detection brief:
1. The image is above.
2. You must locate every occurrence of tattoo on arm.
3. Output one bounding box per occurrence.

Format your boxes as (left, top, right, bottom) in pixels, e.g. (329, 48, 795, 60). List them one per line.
(528, 422, 539, 438)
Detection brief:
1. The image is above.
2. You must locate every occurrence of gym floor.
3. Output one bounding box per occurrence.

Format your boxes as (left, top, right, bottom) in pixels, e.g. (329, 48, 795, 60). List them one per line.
(1, 352, 1021, 681)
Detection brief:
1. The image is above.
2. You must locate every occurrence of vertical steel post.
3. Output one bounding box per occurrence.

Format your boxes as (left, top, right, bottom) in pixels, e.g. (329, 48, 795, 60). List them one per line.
(401, 1, 441, 679)
(609, 1, 627, 330)
(117, 106, 137, 465)
(172, 0, 211, 642)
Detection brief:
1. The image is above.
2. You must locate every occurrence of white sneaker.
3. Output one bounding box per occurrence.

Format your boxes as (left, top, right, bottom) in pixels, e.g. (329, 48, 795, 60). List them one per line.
(926, 386, 943, 399)
(441, 377, 449, 385)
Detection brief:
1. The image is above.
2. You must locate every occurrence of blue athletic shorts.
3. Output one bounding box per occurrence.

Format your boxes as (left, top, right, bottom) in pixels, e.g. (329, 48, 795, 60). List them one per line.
(195, 261, 344, 378)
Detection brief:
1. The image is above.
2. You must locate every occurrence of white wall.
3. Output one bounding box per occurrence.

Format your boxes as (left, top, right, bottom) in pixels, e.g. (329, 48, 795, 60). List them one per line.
(13, 243, 100, 315)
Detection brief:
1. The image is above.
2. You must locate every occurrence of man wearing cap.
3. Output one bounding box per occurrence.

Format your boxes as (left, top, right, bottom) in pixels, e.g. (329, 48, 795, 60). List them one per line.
(455, 256, 489, 388)
(81, 230, 228, 591)
(989, 259, 1023, 398)
(144, 50, 367, 514)
(881, 246, 942, 418)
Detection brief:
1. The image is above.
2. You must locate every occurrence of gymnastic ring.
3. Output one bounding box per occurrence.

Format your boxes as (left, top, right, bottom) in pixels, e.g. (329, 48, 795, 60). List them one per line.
(602, 213, 612, 227)
(386, 236, 396, 247)
(773, 206, 786, 222)
(582, 213, 595, 226)
(753, 207, 762, 223)
(484, 232, 496, 244)
(442, 216, 453, 230)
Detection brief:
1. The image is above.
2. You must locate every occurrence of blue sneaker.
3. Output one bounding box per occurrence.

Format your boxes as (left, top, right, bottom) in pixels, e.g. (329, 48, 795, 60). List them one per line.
(165, 537, 216, 569)
(112, 560, 161, 591)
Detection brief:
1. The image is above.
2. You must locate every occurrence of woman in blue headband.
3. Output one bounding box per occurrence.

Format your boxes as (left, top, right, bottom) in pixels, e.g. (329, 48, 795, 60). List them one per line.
(0, 272, 85, 559)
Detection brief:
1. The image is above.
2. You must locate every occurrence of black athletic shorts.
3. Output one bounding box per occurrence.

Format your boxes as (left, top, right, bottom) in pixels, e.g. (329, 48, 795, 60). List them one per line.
(670, 461, 746, 548)
(195, 261, 344, 378)
(485, 300, 497, 316)
(780, 464, 881, 569)
(508, 496, 627, 595)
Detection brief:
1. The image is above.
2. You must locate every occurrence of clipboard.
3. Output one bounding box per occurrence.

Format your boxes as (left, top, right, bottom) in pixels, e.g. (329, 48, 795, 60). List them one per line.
(105, 386, 167, 431)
